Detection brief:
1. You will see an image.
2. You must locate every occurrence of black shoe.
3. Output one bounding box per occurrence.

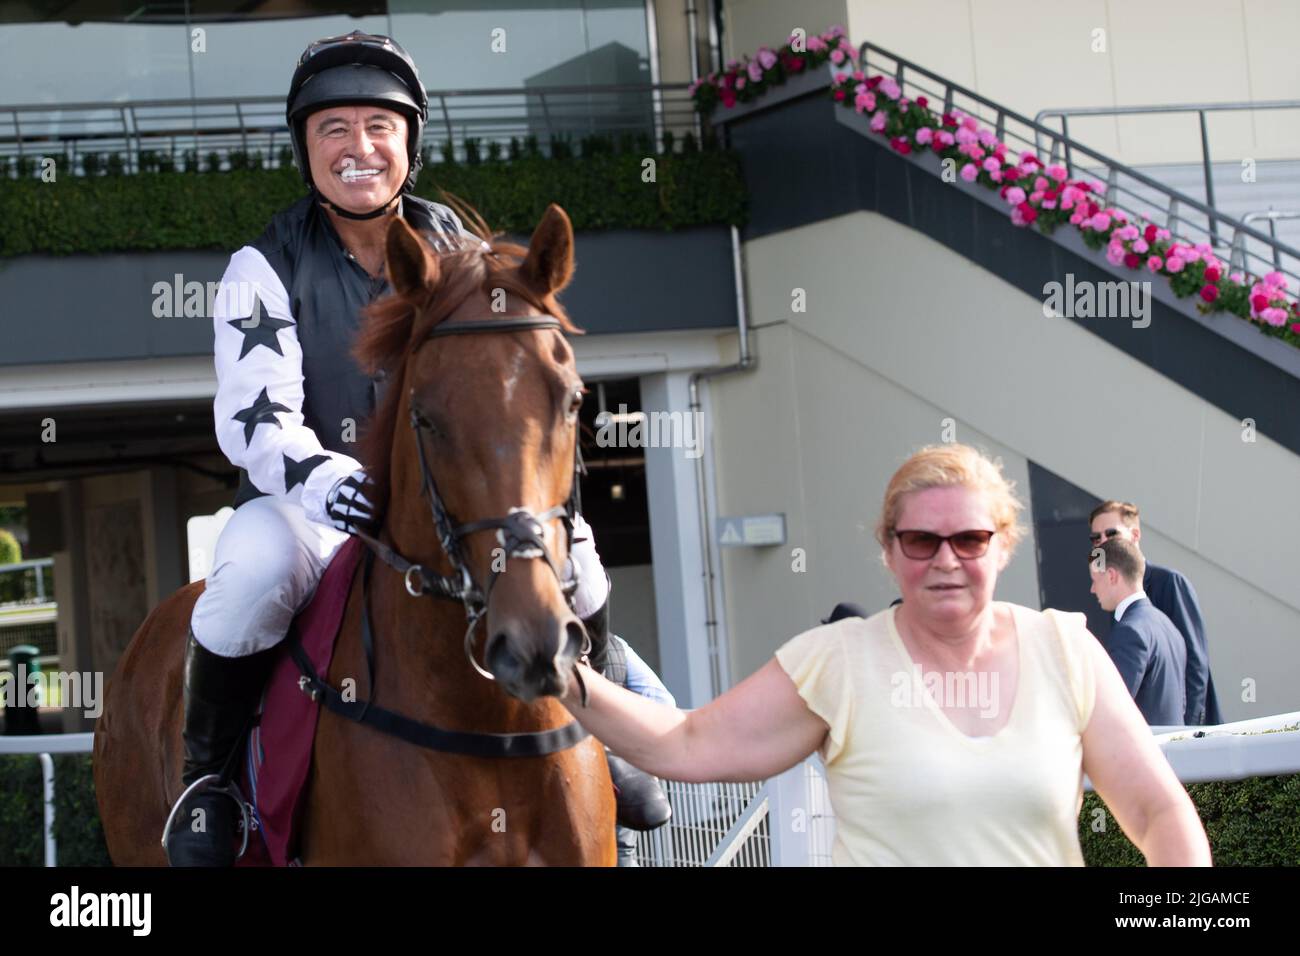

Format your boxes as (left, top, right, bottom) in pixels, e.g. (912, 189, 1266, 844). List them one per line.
(163, 630, 277, 867)
(606, 751, 672, 831)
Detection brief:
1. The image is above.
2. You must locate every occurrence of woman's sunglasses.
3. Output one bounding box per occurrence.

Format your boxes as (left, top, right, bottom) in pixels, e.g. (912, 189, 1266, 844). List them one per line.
(893, 529, 996, 560)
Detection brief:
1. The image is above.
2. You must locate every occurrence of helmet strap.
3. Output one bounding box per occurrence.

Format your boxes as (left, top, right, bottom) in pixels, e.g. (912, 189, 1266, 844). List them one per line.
(313, 185, 404, 221)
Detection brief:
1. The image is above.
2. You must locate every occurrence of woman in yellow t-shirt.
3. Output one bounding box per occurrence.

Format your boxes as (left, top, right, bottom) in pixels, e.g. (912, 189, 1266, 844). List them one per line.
(560, 443, 1210, 866)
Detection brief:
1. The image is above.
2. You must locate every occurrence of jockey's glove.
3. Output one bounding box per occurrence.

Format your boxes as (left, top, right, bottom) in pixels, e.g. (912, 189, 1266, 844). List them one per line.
(325, 468, 380, 538)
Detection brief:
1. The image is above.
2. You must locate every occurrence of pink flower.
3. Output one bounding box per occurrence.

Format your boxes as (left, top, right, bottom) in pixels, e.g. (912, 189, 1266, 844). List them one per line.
(757, 47, 778, 70)
(1086, 212, 1111, 231)
(834, 88, 847, 101)
(1124, 253, 1142, 269)
(989, 169, 1002, 183)
(968, 146, 986, 161)
(1261, 307, 1288, 326)
(1251, 293, 1270, 313)
(890, 136, 912, 155)
(1042, 199, 1057, 209)
(955, 127, 977, 145)
(977, 129, 999, 148)
(1204, 264, 1222, 283)
(1005, 186, 1027, 204)
(747, 60, 763, 82)
(934, 130, 955, 147)
(1046, 165, 1068, 182)
(736, 76, 746, 89)
(1147, 256, 1164, 271)
(960, 162, 979, 182)
(869, 110, 887, 133)
(852, 70, 865, 81)
(1033, 176, 1049, 192)
(878, 77, 901, 100)
(1166, 256, 1185, 273)
(807, 36, 827, 53)
(1199, 285, 1219, 303)
(835, 72, 848, 84)
(1069, 212, 1085, 225)
(1133, 239, 1149, 253)
(915, 127, 933, 145)
(854, 92, 873, 113)
(1106, 244, 1126, 265)
(830, 48, 846, 65)
(1230, 271, 1245, 284)
(1264, 271, 1288, 289)
(983, 156, 1000, 173)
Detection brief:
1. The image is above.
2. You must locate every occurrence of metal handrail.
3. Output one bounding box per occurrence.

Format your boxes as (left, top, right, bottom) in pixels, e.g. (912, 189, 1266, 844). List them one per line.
(856, 41, 1299, 292)
(1034, 100, 1300, 244)
(0, 82, 696, 173)
(1233, 210, 1300, 272)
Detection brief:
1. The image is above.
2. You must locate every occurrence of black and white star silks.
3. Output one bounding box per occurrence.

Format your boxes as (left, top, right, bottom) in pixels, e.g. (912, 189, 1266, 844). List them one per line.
(225, 296, 295, 360)
(212, 245, 362, 528)
(325, 468, 380, 537)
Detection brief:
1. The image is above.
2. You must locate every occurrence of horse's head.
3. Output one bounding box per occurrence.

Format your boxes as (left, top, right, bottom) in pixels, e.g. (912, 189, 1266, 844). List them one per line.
(355, 201, 590, 704)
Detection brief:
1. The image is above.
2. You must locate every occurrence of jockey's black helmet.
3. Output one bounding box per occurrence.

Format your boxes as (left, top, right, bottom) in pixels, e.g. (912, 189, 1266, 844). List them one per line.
(287, 31, 428, 196)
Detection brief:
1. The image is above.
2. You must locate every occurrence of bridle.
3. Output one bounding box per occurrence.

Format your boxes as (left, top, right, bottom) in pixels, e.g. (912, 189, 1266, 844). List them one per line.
(292, 312, 597, 759)
(355, 314, 588, 679)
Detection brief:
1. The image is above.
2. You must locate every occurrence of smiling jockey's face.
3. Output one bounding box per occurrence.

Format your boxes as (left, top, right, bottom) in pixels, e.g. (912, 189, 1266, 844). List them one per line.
(305, 104, 410, 214)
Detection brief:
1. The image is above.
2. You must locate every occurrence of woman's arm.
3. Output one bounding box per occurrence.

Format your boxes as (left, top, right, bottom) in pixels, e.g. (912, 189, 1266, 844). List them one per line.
(561, 657, 829, 784)
(1080, 635, 1211, 865)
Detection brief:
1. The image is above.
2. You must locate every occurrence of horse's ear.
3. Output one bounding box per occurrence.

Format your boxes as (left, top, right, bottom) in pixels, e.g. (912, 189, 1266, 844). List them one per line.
(520, 203, 575, 297)
(385, 217, 439, 297)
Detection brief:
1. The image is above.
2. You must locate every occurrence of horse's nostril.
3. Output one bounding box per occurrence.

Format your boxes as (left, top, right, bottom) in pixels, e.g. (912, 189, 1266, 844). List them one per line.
(485, 632, 520, 677)
(564, 620, 587, 661)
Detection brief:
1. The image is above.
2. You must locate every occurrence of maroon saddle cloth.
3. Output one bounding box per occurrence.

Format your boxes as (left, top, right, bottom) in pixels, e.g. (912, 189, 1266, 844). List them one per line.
(235, 535, 364, 867)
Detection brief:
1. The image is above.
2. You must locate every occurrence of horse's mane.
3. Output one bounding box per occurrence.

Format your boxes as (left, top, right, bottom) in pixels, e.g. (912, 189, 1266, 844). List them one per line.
(351, 193, 581, 516)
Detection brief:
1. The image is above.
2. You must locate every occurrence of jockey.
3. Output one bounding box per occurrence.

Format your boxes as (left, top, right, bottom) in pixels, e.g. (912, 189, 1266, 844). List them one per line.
(164, 30, 666, 866)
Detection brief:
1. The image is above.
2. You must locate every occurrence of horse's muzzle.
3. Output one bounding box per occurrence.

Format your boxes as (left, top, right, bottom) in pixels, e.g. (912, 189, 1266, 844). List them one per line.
(485, 616, 587, 703)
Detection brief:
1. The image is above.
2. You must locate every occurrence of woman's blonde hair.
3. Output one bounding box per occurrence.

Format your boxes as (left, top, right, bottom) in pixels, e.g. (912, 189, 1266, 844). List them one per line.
(875, 444, 1026, 558)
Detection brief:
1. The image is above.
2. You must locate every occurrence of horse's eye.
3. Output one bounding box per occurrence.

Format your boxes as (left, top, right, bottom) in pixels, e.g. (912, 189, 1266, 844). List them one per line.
(566, 388, 583, 421)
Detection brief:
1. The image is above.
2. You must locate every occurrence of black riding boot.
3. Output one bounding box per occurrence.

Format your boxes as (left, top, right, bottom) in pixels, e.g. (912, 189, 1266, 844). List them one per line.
(606, 751, 673, 831)
(163, 630, 278, 867)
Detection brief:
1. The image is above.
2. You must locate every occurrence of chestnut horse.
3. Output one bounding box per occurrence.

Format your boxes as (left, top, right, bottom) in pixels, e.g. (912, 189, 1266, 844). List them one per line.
(93, 202, 616, 865)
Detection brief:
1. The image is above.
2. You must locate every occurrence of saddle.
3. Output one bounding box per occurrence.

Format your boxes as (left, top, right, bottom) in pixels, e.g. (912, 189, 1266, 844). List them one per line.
(235, 536, 365, 867)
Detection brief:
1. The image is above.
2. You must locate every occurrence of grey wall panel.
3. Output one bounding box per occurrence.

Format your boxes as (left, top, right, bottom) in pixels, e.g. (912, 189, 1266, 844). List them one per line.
(0, 227, 737, 367)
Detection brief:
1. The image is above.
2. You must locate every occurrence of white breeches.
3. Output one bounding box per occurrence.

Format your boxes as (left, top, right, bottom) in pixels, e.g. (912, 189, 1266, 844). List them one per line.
(190, 495, 350, 658)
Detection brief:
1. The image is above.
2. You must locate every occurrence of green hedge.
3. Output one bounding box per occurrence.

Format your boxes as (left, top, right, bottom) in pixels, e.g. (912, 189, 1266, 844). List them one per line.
(1081, 773, 1300, 866)
(0, 751, 1295, 866)
(0, 142, 748, 258)
(0, 754, 111, 866)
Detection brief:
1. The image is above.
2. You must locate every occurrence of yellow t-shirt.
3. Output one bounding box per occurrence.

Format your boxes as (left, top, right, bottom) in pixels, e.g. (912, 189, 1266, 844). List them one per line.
(775, 602, 1098, 866)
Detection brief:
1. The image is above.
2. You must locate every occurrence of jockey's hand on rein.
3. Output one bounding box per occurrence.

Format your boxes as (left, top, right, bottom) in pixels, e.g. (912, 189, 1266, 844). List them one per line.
(325, 468, 380, 537)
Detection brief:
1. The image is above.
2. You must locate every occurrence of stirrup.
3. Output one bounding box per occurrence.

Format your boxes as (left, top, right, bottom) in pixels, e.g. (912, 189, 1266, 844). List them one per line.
(160, 773, 256, 861)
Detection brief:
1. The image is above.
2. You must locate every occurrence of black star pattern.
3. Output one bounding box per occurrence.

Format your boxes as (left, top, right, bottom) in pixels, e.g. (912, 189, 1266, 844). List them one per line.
(283, 452, 330, 492)
(231, 387, 291, 446)
(226, 297, 294, 360)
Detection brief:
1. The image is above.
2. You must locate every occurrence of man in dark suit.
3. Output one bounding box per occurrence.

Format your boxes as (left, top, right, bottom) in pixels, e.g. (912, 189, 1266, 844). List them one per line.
(1090, 500, 1222, 725)
(1088, 538, 1188, 725)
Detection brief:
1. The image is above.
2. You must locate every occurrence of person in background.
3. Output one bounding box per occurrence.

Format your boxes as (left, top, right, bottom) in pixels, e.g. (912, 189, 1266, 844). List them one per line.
(1087, 538, 1188, 726)
(1089, 500, 1221, 725)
